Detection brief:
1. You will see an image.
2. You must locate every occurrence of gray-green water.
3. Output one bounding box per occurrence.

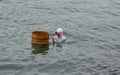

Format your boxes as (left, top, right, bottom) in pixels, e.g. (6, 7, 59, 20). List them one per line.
(0, 0, 120, 75)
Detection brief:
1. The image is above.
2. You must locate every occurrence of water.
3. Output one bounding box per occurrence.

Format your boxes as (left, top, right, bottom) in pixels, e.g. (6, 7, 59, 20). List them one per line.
(0, 0, 120, 75)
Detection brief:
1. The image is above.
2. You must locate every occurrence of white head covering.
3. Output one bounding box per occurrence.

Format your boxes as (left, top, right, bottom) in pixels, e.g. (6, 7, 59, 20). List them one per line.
(54, 28, 66, 43)
(56, 28, 63, 33)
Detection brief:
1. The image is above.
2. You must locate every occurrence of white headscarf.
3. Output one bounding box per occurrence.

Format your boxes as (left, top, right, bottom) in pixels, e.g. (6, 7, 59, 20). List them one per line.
(56, 28, 63, 35)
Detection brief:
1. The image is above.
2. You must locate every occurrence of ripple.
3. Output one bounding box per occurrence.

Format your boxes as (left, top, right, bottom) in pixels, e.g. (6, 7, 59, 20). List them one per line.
(34, 7, 51, 10)
(113, 44, 120, 50)
(68, 1, 82, 5)
(104, 10, 120, 17)
(0, 63, 24, 70)
(63, 7, 79, 13)
(95, 45, 109, 50)
(108, 67, 120, 75)
(93, 64, 120, 75)
(107, 25, 120, 30)
(92, 63, 108, 71)
(113, 1, 120, 6)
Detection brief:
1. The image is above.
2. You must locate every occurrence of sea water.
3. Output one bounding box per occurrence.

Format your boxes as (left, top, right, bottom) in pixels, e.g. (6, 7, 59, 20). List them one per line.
(0, 0, 120, 75)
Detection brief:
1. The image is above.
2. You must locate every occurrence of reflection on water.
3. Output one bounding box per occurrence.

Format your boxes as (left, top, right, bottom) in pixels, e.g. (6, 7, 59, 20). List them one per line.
(32, 48, 48, 55)
(31, 43, 49, 54)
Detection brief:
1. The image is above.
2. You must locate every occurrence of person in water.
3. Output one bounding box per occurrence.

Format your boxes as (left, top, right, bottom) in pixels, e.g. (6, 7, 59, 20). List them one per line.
(52, 28, 66, 47)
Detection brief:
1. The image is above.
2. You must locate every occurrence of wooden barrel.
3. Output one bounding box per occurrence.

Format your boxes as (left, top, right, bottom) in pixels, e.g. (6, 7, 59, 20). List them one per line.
(32, 31, 49, 44)
(32, 31, 49, 52)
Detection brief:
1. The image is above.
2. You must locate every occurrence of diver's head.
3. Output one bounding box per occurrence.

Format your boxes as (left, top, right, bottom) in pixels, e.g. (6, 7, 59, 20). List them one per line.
(56, 28, 63, 38)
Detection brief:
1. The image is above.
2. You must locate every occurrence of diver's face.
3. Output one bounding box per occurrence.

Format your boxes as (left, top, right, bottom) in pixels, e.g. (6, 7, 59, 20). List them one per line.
(56, 32, 61, 38)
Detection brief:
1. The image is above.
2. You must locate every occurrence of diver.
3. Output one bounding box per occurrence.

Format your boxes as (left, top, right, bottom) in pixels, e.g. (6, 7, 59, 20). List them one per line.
(52, 28, 66, 48)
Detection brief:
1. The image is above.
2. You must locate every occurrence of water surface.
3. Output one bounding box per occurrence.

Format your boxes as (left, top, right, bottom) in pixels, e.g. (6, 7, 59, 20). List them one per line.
(0, 0, 120, 75)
